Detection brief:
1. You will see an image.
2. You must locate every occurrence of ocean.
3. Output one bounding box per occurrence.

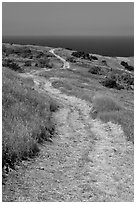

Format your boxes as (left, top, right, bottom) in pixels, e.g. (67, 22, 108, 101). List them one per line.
(2, 36, 134, 57)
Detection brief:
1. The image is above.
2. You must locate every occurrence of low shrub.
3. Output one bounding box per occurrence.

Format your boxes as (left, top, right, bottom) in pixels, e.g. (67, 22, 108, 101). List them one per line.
(101, 60, 107, 66)
(121, 61, 134, 72)
(37, 58, 50, 68)
(101, 71, 134, 90)
(101, 73, 124, 90)
(90, 55, 98, 60)
(9, 62, 23, 72)
(101, 77, 118, 89)
(121, 73, 134, 85)
(49, 101, 60, 112)
(67, 57, 76, 63)
(29, 55, 33, 59)
(89, 66, 102, 75)
(125, 65, 134, 72)
(24, 61, 31, 66)
(2, 46, 14, 56)
(71, 51, 91, 60)
(2, 44, 6, 53)
(66, 47, 72, 50)
(47, 63, 53, 69)
(36, 52, 44, 58)
(3, 59, 23, 72)
(121, 61, 128, 67)
(2, 58, 13, 66)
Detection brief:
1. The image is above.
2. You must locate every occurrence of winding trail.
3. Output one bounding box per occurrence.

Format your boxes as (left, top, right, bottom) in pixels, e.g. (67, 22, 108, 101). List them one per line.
(50, 48, 70, 69)
(3, 50, 134, 202)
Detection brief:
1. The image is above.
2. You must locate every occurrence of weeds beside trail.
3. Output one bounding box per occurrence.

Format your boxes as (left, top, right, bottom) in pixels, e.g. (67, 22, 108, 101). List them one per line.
(2, 68, 58, 172)
(3, 69, 134, 202)
(91, 94, 134, 143)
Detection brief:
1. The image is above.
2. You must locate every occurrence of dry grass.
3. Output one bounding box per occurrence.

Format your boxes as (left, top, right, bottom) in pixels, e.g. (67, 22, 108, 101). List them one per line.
(91, 94, 134, 142)
(98, 110, 134, 142)
(92, 94, 122, 113)
(2, 67, 58, 170)
(38, 66, 133, 144)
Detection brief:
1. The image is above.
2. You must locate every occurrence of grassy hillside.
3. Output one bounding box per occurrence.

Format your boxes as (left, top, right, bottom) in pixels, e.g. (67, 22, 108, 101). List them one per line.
(2, 44, 134, 202)
(2, 43, 134, 169)
(49, 49, 134, 143)
(2, 67, 58, 171)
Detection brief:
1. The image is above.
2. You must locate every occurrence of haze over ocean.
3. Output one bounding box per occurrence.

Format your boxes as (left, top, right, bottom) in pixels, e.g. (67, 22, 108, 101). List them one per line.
(2, 36, 134, 57)
(3, 3, 133, 57)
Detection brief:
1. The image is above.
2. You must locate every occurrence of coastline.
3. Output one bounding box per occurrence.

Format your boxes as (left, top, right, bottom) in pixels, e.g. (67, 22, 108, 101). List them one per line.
(2, 35, 134, 57)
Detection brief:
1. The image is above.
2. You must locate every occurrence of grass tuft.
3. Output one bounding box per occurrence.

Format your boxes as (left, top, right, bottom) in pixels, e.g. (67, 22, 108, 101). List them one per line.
(91, 94, 133, 142)
(91, 94, 122, 113)
(98, 110, 134, 142)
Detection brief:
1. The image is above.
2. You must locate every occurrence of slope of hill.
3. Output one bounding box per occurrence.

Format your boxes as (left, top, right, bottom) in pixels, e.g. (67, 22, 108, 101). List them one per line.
(2, 67, 58, 173)
(2, 43, 134, 202)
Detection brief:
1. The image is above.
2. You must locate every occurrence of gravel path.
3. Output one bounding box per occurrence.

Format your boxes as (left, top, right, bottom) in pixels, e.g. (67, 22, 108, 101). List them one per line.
(3, 72, 134, 202)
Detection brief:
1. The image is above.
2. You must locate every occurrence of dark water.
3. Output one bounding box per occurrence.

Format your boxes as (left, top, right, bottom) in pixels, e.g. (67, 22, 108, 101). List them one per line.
(2, 36, 134, 57)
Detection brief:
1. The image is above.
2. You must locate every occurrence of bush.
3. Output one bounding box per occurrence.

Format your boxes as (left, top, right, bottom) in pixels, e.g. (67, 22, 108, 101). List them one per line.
(72, 51, 84, 58)
(9, 46, 32, 58)
(3, 59, 23, 72)
(71, 51, 91, 60)
(101, 78, 124, 90)
(2, 59, 13, 67)
(101, 71, 134, 90)
(66, 47, 72, 50)
(37, 58, 50, 68)
(101, 60, 107, 66)
(4, 47, 14, 56)
(121, 61, 134, 72)
(101, 77, 117, 88)
(24, 61, 31, 66)
(2, 44, 6, 53)
(67, 57, 76, 63)
(49, 101, 59, 112)
(121, 61, 128, 67)
(101, 73, 124, 90)
(29, 55, 33, 59)
(125, 65, 134, 72)
(47, 63, 53, 69)
(89, 66, 102, 75)
(9, 62, 21, 71)
(9, 63, 23, 72)
(90, 55, 98, 60)
(36, 52, 44, 58)
(121, 73, 134, 85)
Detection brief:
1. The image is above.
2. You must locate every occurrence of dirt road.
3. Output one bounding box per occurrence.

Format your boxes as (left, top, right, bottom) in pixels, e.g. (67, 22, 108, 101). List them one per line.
(3, 71, 134, 202)
(3, 50, 134, 201)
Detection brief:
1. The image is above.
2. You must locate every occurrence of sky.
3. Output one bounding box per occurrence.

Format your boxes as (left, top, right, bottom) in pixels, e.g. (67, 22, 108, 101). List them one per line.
(2, 2, 134, 37)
